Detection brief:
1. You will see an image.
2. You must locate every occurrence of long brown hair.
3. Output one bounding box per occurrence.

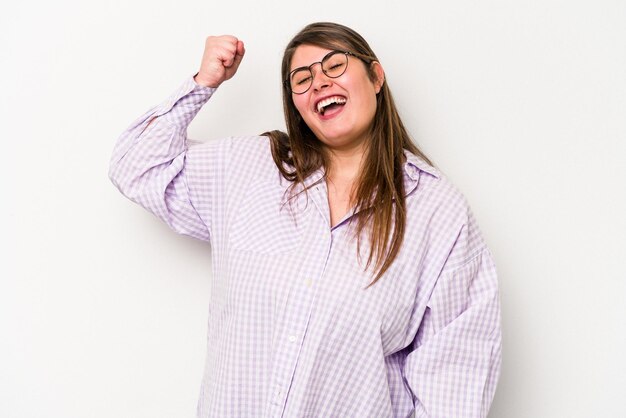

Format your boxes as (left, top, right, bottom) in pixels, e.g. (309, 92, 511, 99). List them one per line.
(264, 22, 433, 287)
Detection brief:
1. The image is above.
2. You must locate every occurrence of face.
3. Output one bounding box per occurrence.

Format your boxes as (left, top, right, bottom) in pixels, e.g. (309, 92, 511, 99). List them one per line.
(289, 44, 384, 155)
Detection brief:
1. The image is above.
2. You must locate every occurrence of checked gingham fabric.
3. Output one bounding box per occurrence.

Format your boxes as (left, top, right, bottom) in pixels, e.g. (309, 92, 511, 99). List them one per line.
(109, 77, 502, 418)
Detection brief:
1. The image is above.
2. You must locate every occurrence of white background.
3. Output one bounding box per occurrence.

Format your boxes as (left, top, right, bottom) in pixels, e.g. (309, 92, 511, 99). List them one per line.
(1, 0, 625, 417)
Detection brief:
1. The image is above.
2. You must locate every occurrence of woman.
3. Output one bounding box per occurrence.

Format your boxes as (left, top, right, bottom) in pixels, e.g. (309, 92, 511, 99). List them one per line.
(110, 22, 501, 418)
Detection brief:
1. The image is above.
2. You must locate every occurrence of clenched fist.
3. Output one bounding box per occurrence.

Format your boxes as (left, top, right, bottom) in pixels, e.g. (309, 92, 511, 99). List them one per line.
(194, 35, 245, 88)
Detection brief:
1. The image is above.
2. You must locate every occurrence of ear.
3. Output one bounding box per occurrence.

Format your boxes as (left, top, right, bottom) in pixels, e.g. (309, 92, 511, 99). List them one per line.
(370, 61, 385, 94)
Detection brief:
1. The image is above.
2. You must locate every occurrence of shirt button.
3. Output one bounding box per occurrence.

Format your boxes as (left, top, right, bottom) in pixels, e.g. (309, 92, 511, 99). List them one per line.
(305, 279, 312, 287)
(288, 335, 297, 343)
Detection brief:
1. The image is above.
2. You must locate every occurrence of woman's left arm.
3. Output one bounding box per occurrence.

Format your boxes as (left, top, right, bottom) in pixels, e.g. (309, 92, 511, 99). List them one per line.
(403, 219, 502, 418)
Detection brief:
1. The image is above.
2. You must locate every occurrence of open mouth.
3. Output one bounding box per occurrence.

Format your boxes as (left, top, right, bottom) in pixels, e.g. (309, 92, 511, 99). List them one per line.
(315, 96, 347, 115)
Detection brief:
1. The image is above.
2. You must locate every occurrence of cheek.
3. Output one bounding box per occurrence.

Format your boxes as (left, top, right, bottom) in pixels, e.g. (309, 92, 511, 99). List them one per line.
(347, 77, 378, 115)
(291, 97, 309, 118)
(367, 94, 378, 118)
(353, 91, 378, 123)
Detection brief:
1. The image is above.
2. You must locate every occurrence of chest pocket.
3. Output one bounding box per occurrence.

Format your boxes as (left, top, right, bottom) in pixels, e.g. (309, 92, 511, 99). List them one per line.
(228, 180, 302, 255)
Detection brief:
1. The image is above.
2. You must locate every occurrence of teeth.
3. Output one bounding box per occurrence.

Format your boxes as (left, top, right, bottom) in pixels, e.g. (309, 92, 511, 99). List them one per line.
(316, 96, 347, 114)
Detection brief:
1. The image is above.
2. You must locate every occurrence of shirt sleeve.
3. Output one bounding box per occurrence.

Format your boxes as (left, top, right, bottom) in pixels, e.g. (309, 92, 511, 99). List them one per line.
(403, 214, 502, 418)
(108, 76, 217, 242)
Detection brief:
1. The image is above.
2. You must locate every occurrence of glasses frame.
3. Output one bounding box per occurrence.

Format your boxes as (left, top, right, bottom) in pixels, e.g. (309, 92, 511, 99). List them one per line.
(285, 50, 357, 95)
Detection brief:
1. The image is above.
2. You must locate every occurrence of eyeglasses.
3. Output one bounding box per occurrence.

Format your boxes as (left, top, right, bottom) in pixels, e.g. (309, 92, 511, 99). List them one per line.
(285, 50, 356, 95)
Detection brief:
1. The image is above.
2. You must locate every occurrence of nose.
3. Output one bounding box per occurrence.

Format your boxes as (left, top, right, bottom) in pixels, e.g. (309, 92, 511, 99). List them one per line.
(310, 65, 332, 91)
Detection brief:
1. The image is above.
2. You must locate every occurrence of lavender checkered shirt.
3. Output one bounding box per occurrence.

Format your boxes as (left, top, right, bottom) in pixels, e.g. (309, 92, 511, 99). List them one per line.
(109, 76, 502, 418)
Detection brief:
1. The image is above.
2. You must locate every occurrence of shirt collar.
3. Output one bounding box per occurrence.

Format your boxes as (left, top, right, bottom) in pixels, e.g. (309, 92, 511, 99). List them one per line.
(402, 149, 439, 196)
(295, 149, 439, 196)
(403, 149, 439, 179)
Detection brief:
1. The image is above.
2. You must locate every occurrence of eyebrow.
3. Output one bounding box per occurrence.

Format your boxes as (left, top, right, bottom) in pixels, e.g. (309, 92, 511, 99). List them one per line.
(289, 50, 339, 73)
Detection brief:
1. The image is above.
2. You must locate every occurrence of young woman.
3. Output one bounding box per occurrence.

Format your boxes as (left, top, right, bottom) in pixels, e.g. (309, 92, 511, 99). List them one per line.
(110, 22, 501, 418)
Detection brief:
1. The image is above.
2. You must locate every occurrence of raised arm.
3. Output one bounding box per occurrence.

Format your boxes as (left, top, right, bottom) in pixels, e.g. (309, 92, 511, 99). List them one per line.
(194, 35, 245, 88)
(108, 36, 245, 242)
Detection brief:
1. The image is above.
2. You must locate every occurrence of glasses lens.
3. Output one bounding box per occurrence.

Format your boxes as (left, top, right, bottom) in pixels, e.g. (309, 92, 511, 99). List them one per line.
(290, 69, 312, 94)
(288, 52, 349, 94)
(322, 52, 348, 78)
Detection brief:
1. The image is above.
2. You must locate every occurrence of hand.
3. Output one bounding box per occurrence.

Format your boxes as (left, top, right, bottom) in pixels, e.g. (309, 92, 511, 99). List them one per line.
(194, 35, 245, 88)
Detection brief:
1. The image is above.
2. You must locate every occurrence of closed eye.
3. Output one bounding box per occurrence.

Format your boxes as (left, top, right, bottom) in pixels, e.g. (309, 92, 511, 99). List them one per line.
(296, 76, 311, 85)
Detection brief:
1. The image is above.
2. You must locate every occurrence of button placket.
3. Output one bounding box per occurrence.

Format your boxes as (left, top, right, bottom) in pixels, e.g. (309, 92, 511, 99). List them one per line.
(266, 206, 333, 417)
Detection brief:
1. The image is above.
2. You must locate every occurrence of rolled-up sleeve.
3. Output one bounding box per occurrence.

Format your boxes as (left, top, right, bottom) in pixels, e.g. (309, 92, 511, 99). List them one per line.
(404, 223, 502, 417)
(108, 77, 217, 242)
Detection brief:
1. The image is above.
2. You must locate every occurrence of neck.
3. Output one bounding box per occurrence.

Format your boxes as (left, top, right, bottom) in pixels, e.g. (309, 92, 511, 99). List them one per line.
(325, 143, 366, 184)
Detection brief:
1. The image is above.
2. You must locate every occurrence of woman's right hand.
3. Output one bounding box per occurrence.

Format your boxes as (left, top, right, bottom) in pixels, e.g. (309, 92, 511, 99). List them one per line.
(194, 35, 245, 88)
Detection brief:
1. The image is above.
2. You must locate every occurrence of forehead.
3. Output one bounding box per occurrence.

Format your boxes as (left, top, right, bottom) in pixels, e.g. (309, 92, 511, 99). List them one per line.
(289, 45, 336, 71)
